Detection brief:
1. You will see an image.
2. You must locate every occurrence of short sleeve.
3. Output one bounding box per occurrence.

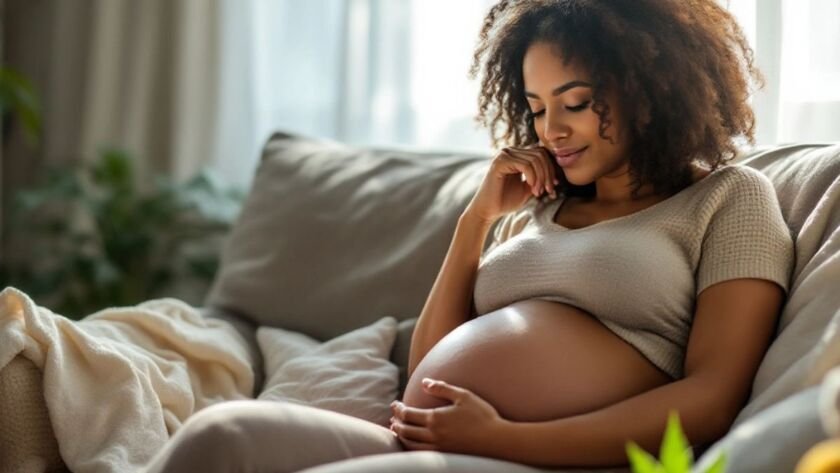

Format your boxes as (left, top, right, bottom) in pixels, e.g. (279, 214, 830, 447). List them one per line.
(696, 169, 795, 297)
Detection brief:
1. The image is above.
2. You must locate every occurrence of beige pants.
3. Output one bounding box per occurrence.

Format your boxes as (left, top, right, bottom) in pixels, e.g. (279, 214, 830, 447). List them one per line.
(140, 399, 405, 473)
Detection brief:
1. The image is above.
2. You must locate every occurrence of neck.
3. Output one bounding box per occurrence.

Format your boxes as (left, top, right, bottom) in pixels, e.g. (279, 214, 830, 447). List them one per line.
(592, 168, 659, 205)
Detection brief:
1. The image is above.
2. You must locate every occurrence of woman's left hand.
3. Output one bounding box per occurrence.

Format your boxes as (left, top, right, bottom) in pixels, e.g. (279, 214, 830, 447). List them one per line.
(389, 378, 507, 456)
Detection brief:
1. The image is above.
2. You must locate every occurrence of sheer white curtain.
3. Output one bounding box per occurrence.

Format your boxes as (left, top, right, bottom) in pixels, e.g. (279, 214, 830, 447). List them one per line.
(58, 0, 222, 182)
(212, 0, 840, 187)
(728, 0, 840, 145)
(211, 0, 496, 187)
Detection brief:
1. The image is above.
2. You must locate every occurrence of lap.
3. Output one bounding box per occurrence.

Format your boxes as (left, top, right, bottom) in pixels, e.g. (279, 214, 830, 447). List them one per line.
(140, 399, 404, 473)
(296, 451, 631, 473)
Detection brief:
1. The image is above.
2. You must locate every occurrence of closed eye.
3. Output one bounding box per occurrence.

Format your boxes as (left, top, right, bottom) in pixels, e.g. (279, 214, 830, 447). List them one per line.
(527, 101, 591, 119)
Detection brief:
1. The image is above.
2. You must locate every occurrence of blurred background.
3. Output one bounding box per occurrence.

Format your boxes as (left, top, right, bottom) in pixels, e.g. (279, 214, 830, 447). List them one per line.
(1, 0, 838, 317)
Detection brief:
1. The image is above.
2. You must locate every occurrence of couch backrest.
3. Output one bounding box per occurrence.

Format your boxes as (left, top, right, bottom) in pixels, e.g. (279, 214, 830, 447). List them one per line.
(732, 143, 840, 425)
(205, 132, 492, 341)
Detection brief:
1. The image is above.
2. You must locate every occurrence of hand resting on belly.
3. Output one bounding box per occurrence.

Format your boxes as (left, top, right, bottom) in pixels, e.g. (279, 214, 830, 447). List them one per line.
(401, 299, 673, 422)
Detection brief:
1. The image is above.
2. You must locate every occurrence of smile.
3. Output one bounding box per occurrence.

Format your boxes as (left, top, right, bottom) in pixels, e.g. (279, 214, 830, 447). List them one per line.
(554, 146, 587, 167)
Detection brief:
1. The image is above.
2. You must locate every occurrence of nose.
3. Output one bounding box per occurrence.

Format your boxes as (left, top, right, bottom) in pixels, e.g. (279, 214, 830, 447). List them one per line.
(543, 108, 572, 142)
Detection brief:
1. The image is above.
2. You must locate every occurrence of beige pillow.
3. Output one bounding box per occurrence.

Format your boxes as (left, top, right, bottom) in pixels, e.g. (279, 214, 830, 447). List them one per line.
(256, 316, 399, 427)
(205, 131, 494, 341)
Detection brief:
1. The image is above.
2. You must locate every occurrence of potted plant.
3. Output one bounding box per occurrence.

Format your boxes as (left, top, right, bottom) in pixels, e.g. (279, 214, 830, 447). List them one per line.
(1, 147, 244, 319)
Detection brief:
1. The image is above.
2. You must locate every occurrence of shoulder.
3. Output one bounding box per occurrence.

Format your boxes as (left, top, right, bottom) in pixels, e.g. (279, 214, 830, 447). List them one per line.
(694, 165, 794, 297)
(710, 164, 774, 190)
(697, 164, 791, 247)
(701, 164, 780, 208)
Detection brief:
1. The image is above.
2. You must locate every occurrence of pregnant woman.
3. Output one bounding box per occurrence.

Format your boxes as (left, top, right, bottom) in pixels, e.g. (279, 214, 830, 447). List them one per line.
(142, 1, 793, 472)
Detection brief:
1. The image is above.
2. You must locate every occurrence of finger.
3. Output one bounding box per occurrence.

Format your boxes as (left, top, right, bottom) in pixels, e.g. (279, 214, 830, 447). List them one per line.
(538, 147, 559, 196)
(529, 147, 552, 196)
(520, 146, 554, 197)
(500, 148, 539, 196)
(397, 436, 438, 451)
(519, 149, 548, 196)
(391, 419, 435, 443)
(422, 378, 470, 403)
(393, 402, 434, 426)
(500, 148, 538, 193)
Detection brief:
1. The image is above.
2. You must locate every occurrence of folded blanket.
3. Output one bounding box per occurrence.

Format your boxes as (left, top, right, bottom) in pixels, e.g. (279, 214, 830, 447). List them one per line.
(0, 287, 254, 473)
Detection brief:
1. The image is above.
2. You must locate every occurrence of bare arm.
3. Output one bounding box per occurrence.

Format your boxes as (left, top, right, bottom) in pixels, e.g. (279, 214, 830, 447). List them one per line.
(407, 210, 495, 379)
(406, 146, 557, 378)
(489, 278, 785, 467)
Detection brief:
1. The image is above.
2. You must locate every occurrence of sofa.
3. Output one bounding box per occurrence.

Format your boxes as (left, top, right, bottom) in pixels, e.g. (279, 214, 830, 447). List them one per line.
(1, 131, 839, 473)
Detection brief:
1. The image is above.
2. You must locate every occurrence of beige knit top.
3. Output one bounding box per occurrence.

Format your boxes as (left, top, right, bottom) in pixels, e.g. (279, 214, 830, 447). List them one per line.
(473, 165, 794, 380)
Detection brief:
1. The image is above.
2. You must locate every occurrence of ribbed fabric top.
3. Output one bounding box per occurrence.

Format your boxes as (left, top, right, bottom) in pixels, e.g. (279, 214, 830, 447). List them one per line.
(473, 165, 795, 380)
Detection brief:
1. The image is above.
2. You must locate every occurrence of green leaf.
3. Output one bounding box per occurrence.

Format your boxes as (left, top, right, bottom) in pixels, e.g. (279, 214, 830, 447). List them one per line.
(7, 143, 244, 317)
(703, 452, 727, 473)
(627, 442, 664, 473)
(186, 254, 220, 281)
(92, 148, 134, 191)
(0, 66, 42, 145)
(660, 411, 692, 472)
(93, 259, 122, 286)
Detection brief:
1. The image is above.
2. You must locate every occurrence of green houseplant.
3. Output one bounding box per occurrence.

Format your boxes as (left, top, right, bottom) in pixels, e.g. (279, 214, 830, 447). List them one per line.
(1, 148, 244, 319)
(0, 65, 41, 143)
(626, 410, 727, 473)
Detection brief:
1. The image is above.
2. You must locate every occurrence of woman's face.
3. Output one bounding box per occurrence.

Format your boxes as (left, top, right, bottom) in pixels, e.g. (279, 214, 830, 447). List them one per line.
(522, 41, 631, 188)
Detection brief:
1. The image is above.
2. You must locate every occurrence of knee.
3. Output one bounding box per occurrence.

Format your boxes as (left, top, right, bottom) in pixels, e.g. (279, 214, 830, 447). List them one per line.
(182, 401, 254, 440)
(170, 402, 256, 465)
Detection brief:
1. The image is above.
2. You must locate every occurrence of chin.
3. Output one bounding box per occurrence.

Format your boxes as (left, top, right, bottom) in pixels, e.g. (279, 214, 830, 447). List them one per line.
(561, 169, 594, 187)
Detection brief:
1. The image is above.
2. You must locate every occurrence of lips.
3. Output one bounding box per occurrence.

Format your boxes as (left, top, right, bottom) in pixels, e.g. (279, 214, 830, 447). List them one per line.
(553, 146, 587, 167)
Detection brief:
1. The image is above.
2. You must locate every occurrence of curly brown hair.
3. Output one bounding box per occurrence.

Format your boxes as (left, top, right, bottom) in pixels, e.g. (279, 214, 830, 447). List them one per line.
(469, 0, 764, 198)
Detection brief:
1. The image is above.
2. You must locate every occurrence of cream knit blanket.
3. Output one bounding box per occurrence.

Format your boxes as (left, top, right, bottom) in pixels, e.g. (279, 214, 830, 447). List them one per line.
(0, 287, 254, 473)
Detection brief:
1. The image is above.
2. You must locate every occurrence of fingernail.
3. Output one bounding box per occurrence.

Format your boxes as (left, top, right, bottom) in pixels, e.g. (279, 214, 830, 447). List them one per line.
(422, 378, 433, 386)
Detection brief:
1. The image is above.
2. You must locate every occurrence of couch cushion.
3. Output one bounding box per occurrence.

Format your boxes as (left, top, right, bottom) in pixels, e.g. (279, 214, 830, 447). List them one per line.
(205, 131, 493, 341)
(694, 386, 827, 473)
(0, 357, 66, 473)
(734, 143, 840, 424)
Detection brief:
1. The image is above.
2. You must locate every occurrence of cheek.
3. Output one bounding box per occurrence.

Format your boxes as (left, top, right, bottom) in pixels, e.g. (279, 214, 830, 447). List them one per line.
(582, 112, 605, 139)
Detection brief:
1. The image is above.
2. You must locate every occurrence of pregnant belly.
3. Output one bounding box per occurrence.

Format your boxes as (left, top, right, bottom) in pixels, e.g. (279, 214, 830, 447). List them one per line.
(401, 299, 673, 422)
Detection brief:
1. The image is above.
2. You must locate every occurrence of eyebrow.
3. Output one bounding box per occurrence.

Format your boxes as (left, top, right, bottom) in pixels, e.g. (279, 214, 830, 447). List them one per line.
(524, 80, 592, 99)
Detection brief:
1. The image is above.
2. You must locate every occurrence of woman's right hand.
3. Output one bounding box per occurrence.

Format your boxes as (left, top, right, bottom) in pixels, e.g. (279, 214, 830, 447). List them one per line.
(463, 146, 559, 224)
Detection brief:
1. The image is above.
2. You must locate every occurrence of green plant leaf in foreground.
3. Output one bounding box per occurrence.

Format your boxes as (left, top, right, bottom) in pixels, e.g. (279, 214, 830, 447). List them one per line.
(660, 410, 692, 471)
(627, 442, 664, 473)
(625, 410, 727, 473)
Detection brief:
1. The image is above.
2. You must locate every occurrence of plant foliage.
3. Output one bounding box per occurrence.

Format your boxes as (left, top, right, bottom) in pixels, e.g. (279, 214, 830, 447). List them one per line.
(626, 411, 727, 473)
(0, 148, 244, 319)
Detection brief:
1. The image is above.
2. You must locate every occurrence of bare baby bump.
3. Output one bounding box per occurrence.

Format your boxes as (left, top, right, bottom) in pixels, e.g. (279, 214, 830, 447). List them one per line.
(401, 299, 672, 422)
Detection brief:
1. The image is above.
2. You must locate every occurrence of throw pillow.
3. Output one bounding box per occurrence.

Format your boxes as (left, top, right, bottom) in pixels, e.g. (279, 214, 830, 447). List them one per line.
(204, 131, 495, 341)
(256, 316, 399, 427)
